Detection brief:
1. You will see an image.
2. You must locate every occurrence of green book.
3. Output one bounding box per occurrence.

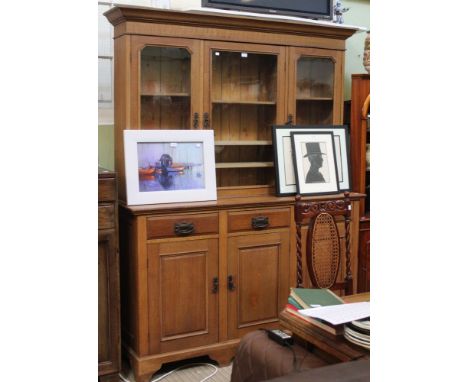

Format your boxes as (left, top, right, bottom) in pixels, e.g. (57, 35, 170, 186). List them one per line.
(287, 296, 303, 310)
(290, 288, 344, 309)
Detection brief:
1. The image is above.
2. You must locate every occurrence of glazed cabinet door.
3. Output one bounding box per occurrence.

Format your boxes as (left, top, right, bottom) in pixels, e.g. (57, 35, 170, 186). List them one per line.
(287, 47, 344, 125)
(98, 229, 120, 376)
(203, 41, 287, 188)
(226, 230, 290, 339)
(131, 36, 203, 130)
(147, 238, 219, 354)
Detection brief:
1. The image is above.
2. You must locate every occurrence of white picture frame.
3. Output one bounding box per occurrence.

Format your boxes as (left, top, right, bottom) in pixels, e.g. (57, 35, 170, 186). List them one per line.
(124, 130, 217, 205)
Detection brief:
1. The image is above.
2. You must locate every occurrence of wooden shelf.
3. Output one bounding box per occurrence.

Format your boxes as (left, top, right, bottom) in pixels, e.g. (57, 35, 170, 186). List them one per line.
(141, 93, 190, 97)
(296, 97, 333, 101)
(212, 100, 276, 105)
(216, 161, 274, 169)
(215, 140, 272, 146)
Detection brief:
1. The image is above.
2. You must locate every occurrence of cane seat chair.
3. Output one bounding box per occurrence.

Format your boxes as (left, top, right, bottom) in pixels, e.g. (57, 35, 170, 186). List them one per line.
(294, 192, 353, 295)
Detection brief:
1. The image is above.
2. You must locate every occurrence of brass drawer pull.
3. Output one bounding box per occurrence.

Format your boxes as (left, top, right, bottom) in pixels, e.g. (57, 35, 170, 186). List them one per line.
(251, 216, 269, 230)
(174, 221, 195, 236)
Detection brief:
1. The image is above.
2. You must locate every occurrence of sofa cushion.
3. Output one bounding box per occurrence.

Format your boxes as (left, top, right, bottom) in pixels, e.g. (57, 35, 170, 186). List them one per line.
(230, 330, 328, 382)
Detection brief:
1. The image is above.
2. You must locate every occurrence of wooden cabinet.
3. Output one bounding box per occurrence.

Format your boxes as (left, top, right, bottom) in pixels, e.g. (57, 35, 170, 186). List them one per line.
(98, 168, 121, 382)
(105, 6, 361, 382)
(105, 6, 359, 200)
(350, 74, 370, 293)
(118, 195, 362, 382)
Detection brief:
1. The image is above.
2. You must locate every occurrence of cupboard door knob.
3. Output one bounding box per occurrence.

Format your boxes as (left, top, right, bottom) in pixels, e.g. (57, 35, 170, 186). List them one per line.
(228, 275, 236, 291)
(203, 112, 210, 129)
(286, 114, 294, 125)
(174, 221, 195, 236)
(212, 277, 219, 293)
(193, 112, 200, 129)
(252, 216, 269, 230)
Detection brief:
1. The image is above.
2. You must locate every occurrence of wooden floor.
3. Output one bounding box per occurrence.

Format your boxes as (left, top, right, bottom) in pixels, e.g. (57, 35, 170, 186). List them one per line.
(120, 356, 233, 382)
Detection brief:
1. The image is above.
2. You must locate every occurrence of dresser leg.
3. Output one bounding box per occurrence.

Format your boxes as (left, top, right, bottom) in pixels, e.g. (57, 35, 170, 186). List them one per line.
(208, 346, 236, 366)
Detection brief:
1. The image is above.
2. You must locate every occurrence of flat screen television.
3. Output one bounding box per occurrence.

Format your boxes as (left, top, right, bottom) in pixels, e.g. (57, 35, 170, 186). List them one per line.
(201, 0, 333, 20)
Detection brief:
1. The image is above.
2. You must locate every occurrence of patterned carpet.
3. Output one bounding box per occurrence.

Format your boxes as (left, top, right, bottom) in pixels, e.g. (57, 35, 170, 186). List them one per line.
(119, 356, 233, 382)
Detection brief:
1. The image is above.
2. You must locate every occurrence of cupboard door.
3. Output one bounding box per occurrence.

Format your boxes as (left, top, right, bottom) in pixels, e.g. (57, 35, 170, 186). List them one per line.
(203, 41, 287, 188)
(131, 36, 203, 130)
(227, 231, 289, 339)
(147, 238, 218, 354)
(288, 47, 343, 125)
(98, 229, 120, 375)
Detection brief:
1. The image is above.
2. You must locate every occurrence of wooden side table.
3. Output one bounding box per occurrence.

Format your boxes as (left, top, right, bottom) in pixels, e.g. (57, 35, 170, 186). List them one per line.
(279, 293, 370, 363)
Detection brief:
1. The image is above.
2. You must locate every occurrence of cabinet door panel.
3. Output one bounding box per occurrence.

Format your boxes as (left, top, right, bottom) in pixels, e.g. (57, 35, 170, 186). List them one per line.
(288, 47, 343, 125)
(227, 231, 289, 338)
(203, 41, 287, 188)
(131, 36, 203, 130)
(148, 239, 218, 353)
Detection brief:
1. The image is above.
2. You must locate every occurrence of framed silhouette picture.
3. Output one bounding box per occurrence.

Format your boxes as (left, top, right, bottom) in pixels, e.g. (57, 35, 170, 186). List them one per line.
(290, 131, 339, 195)
(272, 125, 351, 195)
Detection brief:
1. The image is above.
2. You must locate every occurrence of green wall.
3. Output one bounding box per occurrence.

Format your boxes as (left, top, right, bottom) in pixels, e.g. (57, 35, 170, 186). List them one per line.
(98, 124, 114, 170)
(98, 1, 370, 170)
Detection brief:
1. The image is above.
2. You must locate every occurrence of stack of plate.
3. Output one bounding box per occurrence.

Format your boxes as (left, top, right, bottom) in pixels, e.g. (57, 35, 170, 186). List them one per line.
(344, 319, 370, 350)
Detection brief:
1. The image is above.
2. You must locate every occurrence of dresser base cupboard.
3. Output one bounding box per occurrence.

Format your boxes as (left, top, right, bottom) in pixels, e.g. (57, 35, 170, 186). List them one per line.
(119, 194, 362, 382)
(104, 6, 362, 382)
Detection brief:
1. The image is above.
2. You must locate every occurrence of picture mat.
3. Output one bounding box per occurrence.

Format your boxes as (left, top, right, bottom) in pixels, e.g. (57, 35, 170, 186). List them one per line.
(124, 130, 217, 205)
(291, 131, 339, 195)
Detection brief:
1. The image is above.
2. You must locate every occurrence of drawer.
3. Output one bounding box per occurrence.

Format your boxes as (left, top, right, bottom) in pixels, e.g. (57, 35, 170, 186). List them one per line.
(98, 178, 116, 202)
(228, 208, 290, 232)
(99, 203, 115, 230)
(147, 213, 219, 239)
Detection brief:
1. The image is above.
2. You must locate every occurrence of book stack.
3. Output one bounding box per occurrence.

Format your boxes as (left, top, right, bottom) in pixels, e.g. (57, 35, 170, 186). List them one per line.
(344, 319, 370, 350)
(284, 288, 345, 337)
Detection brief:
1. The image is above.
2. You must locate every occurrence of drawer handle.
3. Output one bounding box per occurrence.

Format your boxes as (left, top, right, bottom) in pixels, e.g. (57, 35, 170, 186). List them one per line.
(174, 221, 195, 236)
(228, 275, 236, 291)
(252, 216, 269, 230)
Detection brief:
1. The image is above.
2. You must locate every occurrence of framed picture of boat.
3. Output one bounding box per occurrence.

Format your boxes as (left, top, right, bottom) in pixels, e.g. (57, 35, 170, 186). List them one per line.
(123, 130, 217, 205)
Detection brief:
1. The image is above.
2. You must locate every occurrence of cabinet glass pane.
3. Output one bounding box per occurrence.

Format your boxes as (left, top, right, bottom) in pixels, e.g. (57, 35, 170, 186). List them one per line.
(211, 50, 277, 187)
(296, 57, 334, 125)
(140, 46, 191, 129)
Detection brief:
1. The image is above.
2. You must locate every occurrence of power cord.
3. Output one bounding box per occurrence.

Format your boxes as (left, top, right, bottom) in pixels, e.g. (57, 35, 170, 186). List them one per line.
(259, 329, 299, 372)
(119, 362, 219, 382)
(284, 342, 299, 372)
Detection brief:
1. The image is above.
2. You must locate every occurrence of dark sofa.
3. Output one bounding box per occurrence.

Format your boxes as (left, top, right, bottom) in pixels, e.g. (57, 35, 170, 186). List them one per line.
(230, 330, 369, 382)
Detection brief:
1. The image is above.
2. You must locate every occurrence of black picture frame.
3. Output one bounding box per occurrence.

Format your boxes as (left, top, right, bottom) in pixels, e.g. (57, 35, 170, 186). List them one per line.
(271, 125, 351, 196)
(290, 131, 340, 196)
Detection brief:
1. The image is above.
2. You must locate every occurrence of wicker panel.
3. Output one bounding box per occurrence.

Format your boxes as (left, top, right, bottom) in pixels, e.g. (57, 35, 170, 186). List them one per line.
(308, 213, 340, 288)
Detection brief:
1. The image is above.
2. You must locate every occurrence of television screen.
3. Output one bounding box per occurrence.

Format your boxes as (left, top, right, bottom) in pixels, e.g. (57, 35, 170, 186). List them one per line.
(202, 0, 333, 20)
